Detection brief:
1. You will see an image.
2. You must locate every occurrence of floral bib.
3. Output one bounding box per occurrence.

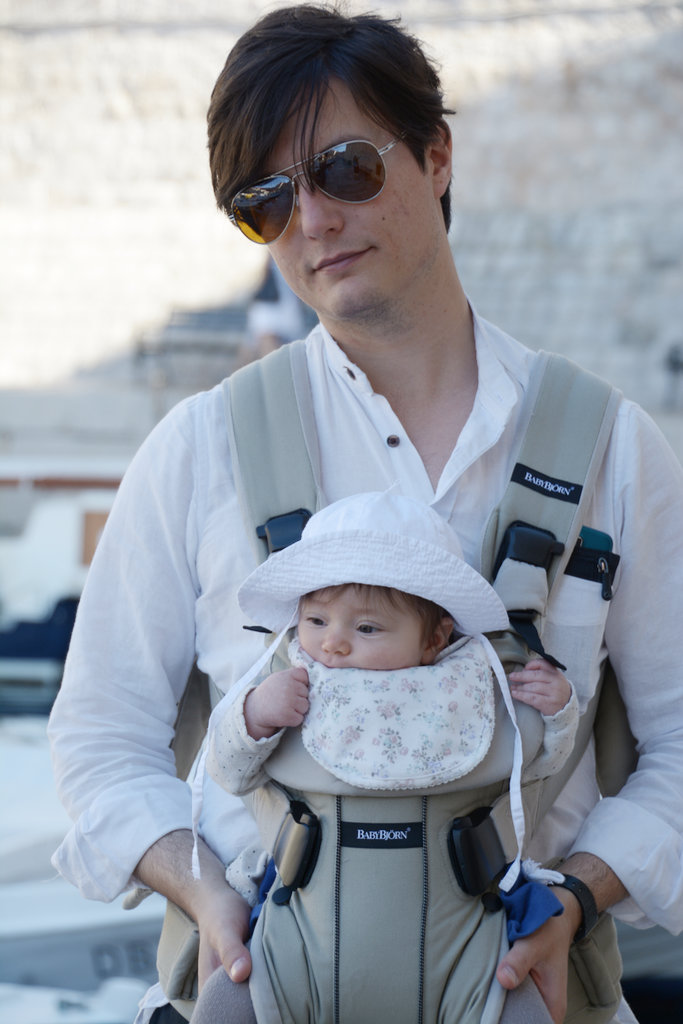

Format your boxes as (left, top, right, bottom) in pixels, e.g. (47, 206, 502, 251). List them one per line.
(291, 637, 496, 790)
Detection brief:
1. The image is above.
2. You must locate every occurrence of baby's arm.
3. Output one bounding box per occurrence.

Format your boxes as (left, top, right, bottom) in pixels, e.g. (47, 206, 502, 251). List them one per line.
(509, 658, 579, 779)
(508, 659, 571, 717)
(244, 667, 310, 740)
(207, 668, 308, 797)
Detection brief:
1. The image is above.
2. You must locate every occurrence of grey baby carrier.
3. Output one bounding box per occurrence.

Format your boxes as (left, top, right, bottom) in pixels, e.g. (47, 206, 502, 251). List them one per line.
(152, 341, 629, 1022)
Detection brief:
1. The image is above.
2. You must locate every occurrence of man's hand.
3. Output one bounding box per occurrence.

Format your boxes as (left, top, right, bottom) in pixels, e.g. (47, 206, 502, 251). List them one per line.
(496, 886, 580, 1023)
(135, 829, 252, 989)
(195, 872, 252, 987)
(496, 852, 627, 1023)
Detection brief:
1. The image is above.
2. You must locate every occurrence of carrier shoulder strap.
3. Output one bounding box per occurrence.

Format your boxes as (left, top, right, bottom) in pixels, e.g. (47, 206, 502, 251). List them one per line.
(478, 352, 629, 822)
(482, 351, 622, 668)
(480, 350, 621, 587)
(224, 339, 322, 562)
(168, 342, 321, 785)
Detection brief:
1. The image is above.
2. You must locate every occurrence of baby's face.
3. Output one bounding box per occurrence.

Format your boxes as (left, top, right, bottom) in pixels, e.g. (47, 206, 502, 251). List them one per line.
(297, 587, 430, 670)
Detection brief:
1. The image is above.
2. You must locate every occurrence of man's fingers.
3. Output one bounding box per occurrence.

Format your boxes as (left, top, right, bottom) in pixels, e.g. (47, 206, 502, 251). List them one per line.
(198, 937, 222, 991)
(218, 919, 252, 983)
(200, 884, 253, 986)
(199, 931, 252, 989)
(497, 938, 567, 1024)
(497, 945, 527, 991)
(529, 966, 566, 1024)
(226, 948, 252, 983)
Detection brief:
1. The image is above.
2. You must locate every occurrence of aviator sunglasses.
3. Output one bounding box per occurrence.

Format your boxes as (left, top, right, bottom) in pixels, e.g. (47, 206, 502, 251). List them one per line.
(229, 138, 401, 245)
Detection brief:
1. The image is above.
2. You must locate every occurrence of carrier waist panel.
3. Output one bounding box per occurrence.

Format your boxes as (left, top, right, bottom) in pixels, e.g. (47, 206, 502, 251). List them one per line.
(254, 789, 508, 1024)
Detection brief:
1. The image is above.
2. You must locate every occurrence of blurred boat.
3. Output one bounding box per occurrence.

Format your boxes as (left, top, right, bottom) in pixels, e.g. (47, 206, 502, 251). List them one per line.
(0, 878, 165, 994)
(0, 457, 124, 713)
(0, 717, 165, 998)
(0, 977, 148, 1024)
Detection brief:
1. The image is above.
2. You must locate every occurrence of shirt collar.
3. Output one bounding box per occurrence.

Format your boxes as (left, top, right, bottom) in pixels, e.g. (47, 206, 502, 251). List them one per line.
(316, 321, 376, 394)
(313, 308, 529, 406)
(470, 309, 530, 436)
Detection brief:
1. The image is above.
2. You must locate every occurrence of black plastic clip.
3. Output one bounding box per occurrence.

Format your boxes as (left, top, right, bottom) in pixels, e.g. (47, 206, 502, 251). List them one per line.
(256, 509, 312, 554)
(447, 806, 506, 897)
(493, 520, 565, 580)
(493, 520, 567, 671)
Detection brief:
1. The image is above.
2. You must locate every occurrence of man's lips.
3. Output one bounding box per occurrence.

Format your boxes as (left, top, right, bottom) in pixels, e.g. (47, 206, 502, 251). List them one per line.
(313, 248, 369, 272)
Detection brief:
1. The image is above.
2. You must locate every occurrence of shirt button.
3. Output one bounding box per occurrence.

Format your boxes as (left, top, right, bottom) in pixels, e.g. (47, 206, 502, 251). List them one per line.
(387, 435, 400, 447)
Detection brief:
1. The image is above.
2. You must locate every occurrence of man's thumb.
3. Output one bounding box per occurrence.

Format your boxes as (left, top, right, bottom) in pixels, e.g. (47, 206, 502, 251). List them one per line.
(496, 946, 528, 991)
(227, 948, 252, 983)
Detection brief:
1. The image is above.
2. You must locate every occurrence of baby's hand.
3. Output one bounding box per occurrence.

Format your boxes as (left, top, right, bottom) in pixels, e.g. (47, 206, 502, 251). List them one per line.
(244, 668, 310, 740)
(508, 659, 571, 718)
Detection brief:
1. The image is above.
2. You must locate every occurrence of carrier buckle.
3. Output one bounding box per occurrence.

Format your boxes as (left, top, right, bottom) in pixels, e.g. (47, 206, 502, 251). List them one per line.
(256, 509, 312, 553)
(492, 520, 564, 580)
(447, 805, 507, 896)
(271, 799, 321, 903)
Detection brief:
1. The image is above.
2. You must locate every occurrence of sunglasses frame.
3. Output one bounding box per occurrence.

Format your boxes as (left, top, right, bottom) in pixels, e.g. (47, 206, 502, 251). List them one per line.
(229, 138, 401, 245)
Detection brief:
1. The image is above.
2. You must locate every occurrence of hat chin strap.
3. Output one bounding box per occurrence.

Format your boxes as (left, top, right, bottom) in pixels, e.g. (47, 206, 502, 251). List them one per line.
(478, 633, 526, 893)
(190, 613, 297, 879)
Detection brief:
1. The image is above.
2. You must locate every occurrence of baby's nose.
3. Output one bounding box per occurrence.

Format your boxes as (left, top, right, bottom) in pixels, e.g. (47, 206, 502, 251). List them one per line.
(322, 631, 351, 655)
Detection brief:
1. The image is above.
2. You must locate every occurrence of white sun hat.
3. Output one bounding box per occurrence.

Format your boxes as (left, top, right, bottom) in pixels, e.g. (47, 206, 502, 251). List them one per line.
(238, 491, 510, 636)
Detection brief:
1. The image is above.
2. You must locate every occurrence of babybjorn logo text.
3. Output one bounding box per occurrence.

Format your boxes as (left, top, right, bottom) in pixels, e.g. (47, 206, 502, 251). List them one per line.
(511, 462, 582, 505)
(356, 827, 411, 842)
(341, 820, 424, 849)
(523, 471, 574, 497)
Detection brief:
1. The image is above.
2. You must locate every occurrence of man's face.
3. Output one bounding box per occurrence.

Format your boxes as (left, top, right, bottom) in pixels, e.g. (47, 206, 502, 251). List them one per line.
(264, 82, 452, 345)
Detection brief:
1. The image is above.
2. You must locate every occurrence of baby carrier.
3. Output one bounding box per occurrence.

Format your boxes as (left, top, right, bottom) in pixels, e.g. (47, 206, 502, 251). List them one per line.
(153, 340, 631, 1022)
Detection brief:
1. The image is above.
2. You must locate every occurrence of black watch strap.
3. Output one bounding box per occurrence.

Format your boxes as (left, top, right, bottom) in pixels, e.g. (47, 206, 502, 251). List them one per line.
(552, 873, 599, 942)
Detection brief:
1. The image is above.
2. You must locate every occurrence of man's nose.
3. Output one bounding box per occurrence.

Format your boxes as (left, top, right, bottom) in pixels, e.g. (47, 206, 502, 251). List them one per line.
(293, 178, 344, 237)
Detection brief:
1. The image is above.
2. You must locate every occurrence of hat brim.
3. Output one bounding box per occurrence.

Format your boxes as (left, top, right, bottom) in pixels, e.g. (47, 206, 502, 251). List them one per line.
(238, 528, 510, 636)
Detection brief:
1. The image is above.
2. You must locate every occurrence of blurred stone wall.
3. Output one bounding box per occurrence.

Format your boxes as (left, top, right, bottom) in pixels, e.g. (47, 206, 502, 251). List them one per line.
(1, 0, 682, 454)
(0, 0, 267, 390)
(446, 4, 683, 412)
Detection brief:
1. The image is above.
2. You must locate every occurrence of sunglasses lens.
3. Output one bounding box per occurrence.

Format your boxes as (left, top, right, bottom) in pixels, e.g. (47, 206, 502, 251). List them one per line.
(231, 175, 295, 244)
(230, 142, 390, 243)
(312, 141, 385, 202)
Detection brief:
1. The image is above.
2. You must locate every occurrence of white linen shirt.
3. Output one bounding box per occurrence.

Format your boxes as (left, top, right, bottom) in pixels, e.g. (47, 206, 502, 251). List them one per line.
(49, 311, 683, 936)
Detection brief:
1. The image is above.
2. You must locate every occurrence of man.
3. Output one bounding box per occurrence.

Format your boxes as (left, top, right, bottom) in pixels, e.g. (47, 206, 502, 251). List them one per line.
(49, 6, 683, 1023)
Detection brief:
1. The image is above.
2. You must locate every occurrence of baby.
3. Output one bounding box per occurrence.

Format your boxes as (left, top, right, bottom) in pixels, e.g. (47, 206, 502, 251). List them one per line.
(245, 581, 569, 746)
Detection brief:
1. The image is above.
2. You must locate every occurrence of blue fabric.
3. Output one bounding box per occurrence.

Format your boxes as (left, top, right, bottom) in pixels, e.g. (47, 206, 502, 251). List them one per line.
(499, 874, 564, 942)
(248, 857, 277, 936)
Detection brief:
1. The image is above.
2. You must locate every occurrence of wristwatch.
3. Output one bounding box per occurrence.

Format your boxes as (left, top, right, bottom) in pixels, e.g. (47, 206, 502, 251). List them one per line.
(551, 874, 599, 942)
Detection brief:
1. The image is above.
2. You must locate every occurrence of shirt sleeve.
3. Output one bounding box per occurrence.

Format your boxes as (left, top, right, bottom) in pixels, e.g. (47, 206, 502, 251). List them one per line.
(567, 404, 683, 933)
(47, 393, 258, 901)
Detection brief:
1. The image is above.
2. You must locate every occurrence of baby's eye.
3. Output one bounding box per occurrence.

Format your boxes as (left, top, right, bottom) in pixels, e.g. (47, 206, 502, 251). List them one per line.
(305, 615, 326, 627)
(358, 623, 380, 634)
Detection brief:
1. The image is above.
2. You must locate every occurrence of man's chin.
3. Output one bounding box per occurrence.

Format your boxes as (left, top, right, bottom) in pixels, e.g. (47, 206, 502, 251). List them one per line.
(319, 291, 392, 331)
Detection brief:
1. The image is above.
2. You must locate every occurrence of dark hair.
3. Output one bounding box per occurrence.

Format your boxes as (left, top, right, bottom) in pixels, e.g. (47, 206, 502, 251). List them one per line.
(302, 582, 453, 648)
(208, 3, 454, 229)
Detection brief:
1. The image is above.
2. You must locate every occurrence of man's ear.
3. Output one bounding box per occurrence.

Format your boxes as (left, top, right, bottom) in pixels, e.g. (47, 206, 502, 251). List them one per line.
(427, 123, 452, 201)
(421, 614, 455, 664)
